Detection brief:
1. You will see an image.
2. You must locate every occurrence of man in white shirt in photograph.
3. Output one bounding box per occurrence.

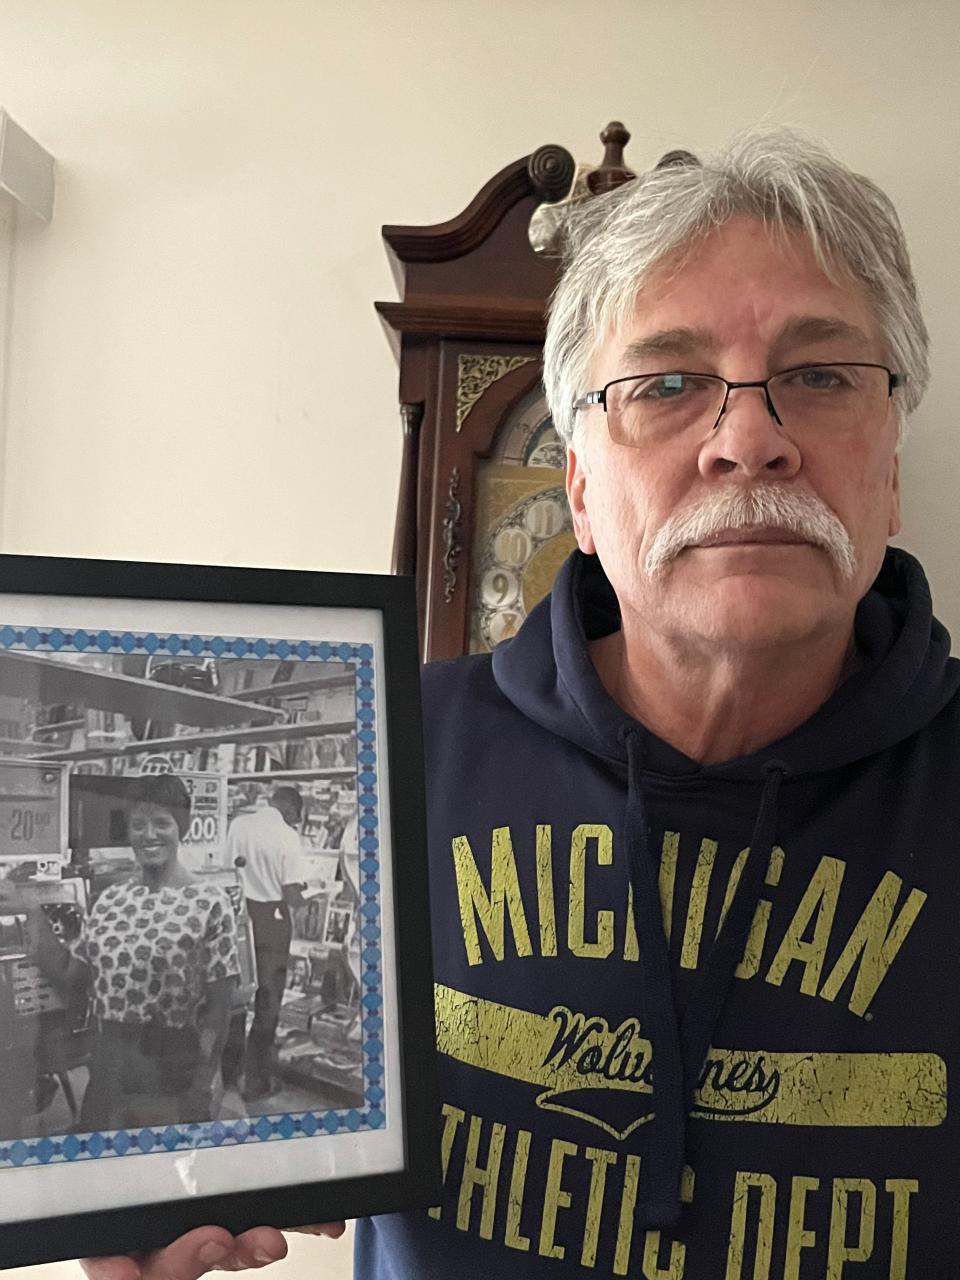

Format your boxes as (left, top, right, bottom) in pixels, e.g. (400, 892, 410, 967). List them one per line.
(226, 786, 306, 1102)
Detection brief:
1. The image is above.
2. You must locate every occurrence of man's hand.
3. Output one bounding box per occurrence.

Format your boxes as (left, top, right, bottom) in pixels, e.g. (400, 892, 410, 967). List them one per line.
(79, 1222, 347, 1280)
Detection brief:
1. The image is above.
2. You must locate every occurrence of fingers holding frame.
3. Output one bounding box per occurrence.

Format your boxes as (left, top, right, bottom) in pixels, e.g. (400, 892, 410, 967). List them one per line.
(80, 1226, 288, 1280)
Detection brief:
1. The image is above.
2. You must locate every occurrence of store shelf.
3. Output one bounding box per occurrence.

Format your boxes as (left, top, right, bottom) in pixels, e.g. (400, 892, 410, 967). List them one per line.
(230, 672, 357, 701)
(289, 939, 331, 959)
(0, 651, 285, 728)
(32, 719, 86, 735)
(228, 767, 356, 784)
(39, 718, 357, 765)
(0, 737, 50, 753)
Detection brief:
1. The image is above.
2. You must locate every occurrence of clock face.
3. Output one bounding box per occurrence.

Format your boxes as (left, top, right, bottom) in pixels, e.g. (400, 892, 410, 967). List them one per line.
(469, 388, 578, 653)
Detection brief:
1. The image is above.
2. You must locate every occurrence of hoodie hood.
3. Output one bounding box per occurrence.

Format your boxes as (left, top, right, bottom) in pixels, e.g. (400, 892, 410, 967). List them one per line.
(491, 543, 960, 1226)
(493, 545, 960, 781)
(364, 545, 960, 1271)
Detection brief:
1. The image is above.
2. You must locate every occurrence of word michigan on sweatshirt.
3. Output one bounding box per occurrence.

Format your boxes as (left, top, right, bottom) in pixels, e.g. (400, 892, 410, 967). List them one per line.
(451, 824, 927, 1019)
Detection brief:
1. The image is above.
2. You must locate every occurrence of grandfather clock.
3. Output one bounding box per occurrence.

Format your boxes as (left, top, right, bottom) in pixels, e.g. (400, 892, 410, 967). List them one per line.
(376, 123, 639, 660)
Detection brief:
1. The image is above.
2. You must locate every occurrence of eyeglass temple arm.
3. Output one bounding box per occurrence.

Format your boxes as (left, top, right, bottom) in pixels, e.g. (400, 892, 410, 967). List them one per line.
(572, 390, 606, 412)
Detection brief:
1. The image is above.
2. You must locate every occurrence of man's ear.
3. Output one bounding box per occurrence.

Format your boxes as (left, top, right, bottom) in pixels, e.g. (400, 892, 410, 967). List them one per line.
(566, 443, 596, 555)
(888, 451, 901, 538)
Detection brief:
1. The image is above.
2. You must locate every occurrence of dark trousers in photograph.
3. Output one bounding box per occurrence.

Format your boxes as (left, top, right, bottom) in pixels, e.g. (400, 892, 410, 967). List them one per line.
(243, 899, 292, 1097)
(80, 1020, 205, 1131)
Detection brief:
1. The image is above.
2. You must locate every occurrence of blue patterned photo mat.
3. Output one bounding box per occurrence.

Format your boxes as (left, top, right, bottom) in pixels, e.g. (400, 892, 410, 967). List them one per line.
(0, 623, 386, 1170)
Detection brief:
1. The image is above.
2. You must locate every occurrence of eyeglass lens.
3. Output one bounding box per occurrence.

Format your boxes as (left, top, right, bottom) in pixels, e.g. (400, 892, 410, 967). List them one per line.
(604, 365, 890, 445)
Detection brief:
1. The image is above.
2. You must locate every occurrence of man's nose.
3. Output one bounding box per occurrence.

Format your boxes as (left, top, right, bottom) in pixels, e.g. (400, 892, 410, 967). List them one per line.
(698, 384, 802, 481)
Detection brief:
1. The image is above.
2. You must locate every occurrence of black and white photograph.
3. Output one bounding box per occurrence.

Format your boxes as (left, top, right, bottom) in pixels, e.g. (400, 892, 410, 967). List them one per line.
(0, 558, 436, 1266)
(0, 644, 365, 1140)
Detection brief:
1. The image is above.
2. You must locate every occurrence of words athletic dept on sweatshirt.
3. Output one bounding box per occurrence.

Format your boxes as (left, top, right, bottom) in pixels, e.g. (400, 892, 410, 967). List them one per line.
(357, 548, 960, 1279)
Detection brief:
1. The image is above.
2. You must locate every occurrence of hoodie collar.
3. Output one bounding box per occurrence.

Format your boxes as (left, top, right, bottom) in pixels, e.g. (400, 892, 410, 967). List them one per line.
(492, 547, 960, 781)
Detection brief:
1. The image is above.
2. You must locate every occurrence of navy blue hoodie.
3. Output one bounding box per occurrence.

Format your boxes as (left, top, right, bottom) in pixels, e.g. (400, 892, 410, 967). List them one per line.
(357, 547, 960, 1278)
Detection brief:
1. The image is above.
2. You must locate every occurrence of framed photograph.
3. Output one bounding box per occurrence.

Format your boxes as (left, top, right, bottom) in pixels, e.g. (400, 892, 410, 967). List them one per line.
(0, 555, 438, 1267)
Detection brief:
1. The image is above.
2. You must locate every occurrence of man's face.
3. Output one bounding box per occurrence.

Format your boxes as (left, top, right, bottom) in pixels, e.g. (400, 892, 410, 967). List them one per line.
(566, 217, 902, 654)
(275, 796, 301, 829)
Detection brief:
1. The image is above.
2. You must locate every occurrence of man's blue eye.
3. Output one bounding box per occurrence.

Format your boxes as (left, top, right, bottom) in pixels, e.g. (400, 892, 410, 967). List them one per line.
(787, 366, 848, 390)
(648, 375, 688, 398)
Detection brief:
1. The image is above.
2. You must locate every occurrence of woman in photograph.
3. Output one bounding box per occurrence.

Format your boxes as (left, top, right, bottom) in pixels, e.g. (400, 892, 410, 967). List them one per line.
(17, 774, 240, 1130)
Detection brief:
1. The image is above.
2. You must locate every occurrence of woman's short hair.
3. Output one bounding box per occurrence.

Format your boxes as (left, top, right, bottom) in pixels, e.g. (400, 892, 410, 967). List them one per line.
(543, 127, 928, 448)
(126, 773, 192, 839)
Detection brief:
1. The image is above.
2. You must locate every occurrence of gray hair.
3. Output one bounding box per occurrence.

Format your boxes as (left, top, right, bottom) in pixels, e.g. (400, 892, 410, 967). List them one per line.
(543, 128, 928, 449)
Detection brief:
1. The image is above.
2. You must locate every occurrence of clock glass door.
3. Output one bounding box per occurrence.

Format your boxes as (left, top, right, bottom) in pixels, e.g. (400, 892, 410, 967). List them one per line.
(469, 387, 577, 652)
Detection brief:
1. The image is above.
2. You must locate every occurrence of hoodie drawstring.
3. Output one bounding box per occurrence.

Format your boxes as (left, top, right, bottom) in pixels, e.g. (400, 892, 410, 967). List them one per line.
(621, 729, 789, 1226)
(620, 726, 686, 1227)
(679, 759, 788, 1113)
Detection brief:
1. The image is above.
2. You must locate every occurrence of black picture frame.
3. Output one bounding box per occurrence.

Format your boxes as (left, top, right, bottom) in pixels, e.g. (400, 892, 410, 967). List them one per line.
(0, 554, 438, 1268)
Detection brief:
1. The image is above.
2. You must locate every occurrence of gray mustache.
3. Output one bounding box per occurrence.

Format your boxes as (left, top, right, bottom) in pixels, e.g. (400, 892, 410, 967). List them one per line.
(644, 485, 857, 579)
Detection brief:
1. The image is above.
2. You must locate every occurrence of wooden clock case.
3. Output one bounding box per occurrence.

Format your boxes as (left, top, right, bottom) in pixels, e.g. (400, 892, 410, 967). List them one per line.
(377, 124, 682, 660)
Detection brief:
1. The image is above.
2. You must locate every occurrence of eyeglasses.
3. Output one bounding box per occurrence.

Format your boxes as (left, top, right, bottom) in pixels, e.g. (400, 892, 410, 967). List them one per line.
(572, 362, 905, 447)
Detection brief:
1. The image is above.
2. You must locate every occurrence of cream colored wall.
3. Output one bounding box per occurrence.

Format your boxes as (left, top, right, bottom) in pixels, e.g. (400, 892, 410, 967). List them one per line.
(0, 1, 959, 601)
(0, 3, 958, 1278)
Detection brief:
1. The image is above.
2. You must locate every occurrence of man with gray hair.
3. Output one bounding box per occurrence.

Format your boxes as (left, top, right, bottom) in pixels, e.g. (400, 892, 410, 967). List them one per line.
(83, 130, 957, 1279)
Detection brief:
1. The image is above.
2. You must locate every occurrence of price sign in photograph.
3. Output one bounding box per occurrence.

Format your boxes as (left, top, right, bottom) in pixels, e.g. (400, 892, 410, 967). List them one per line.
(179, 772, 226, 870)
(0, 759, 69, 863)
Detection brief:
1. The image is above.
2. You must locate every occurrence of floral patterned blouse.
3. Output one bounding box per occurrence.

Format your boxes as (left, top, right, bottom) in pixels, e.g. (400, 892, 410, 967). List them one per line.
(73, 880, 240, 1028)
